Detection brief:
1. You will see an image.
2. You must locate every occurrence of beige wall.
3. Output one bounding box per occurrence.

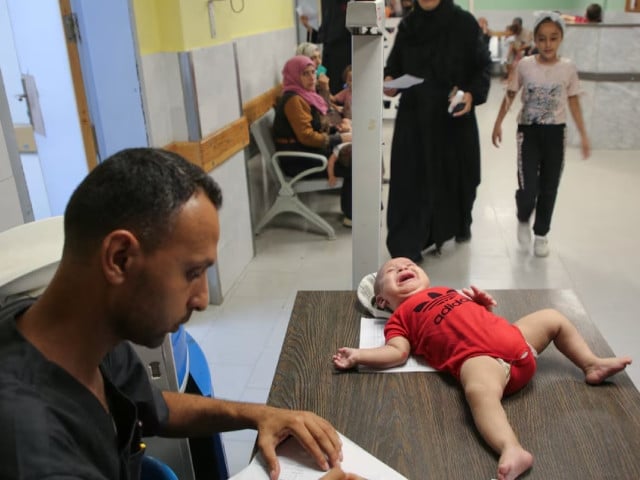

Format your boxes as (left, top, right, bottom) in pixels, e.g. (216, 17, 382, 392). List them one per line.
(132, 1, 298, 296)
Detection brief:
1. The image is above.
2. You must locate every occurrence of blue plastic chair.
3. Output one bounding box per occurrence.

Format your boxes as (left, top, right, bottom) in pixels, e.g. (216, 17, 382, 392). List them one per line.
(141, 455, 179, 480)
(170, 326, 229, 479)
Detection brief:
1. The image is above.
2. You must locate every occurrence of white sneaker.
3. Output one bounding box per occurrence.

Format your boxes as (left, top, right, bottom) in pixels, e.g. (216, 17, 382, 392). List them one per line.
(517, 222, 531, 247)
(534, 235, 550, 257)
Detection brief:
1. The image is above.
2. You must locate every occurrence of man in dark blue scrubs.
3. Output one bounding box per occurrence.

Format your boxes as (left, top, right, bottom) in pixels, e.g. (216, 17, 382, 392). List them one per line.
(0, 148, 357, 480)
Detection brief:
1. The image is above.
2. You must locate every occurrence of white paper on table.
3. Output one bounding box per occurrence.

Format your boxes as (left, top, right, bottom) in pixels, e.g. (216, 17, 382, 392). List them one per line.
(228, 432, 408, 480)
(383, 74, 424, 90)
(358, 317, 435, 373)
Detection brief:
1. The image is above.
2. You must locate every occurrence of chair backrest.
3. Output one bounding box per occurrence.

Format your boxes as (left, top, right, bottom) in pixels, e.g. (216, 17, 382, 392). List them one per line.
(250, 108, 277, 163)
(250, 109, 342, 193)
(141, 455, 179, 480)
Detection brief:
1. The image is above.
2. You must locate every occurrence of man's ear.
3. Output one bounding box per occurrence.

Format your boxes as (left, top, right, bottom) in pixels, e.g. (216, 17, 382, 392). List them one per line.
(101, 230, 141, 285)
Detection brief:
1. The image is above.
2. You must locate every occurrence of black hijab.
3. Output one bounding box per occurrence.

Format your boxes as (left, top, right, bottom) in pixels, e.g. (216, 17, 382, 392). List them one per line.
(401, 0, 460, 86)
(407, 0, 456, 44)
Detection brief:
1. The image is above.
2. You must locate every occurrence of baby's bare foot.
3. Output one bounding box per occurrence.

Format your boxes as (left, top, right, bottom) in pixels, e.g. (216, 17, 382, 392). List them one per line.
(585, 356, 632, 385)
(497, 445, 533, 480)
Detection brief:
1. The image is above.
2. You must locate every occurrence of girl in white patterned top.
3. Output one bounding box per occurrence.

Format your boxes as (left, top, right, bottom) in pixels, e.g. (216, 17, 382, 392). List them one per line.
(491, 11, 590, 258)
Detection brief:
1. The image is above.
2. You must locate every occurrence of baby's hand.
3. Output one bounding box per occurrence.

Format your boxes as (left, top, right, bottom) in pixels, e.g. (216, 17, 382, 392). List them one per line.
(333, 347, 358, 370)
(461, 285, 497, 312)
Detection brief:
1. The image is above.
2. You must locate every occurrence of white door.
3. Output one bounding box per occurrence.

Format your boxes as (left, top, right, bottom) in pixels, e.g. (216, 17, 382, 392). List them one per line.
(3, 0, 148, 217)
(6, 0, 88, 216)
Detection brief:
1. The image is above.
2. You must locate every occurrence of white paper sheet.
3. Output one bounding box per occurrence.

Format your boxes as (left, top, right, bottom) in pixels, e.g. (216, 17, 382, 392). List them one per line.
(383, 74, 424, 90)
(358, 317, 435, 373)
(228, 432, 408, 479)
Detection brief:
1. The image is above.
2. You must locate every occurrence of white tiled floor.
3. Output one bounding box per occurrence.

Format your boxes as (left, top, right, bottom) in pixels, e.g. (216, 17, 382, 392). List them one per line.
(186, 77, 640, 476)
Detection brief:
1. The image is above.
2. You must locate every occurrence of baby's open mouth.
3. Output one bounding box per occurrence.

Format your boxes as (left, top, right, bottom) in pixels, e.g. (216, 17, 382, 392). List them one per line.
(398, 271, 415, 283)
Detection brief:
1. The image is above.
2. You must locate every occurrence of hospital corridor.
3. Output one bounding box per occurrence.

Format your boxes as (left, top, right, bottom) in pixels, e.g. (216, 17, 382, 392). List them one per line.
(2, 1, 640, 477)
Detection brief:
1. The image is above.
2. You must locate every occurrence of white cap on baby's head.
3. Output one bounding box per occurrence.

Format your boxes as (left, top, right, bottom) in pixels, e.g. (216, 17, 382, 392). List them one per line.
(533, 10, 566, 35)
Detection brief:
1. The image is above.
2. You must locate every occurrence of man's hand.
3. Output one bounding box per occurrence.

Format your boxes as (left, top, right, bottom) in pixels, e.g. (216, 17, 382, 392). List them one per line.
(461, 285, 497, 312)
(255, 407, 343, 480)
(332, 347, 358, 370)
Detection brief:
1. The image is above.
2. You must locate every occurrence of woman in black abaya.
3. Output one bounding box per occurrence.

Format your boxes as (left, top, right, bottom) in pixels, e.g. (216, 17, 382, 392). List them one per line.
(384, 0, 491, 261)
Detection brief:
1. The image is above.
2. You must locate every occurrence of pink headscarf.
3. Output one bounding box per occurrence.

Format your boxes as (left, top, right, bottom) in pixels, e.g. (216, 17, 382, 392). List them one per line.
(282, 55, 328, 115)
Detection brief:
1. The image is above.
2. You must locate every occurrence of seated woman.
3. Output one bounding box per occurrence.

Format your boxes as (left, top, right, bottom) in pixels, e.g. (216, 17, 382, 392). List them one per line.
(295, 42, 345, 128)
(273, 55, 353, 227)
(296, 42, 331, 102)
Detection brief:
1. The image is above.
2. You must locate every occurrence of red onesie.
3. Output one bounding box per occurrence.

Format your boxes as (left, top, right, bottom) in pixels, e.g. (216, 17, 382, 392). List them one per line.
(384, 287, 536, 395)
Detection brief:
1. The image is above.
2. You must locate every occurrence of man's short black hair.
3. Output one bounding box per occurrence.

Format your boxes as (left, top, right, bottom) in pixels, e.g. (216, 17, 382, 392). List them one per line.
(63, 148, 223, 255)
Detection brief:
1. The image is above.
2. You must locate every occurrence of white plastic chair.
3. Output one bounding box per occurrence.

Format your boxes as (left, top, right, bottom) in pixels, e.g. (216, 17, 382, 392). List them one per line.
(250, 109, 342, 240)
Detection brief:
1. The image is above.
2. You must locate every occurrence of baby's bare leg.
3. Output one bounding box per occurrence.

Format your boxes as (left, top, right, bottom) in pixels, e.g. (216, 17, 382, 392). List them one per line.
(460, 356, 533, 480)
(514, 309, 632, 384)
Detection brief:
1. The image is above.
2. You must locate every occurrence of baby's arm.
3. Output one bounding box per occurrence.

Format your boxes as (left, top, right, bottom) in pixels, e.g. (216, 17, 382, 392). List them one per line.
(333, 337, 410, 370)
(460, 285, 497, 312)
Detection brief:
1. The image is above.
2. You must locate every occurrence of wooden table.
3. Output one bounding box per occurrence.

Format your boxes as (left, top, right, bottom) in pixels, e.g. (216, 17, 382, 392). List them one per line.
(267, 289, 640, 479)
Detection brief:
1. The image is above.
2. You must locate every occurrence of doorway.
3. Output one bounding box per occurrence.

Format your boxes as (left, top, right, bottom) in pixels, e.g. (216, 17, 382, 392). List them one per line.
(0, 0, 147, 219)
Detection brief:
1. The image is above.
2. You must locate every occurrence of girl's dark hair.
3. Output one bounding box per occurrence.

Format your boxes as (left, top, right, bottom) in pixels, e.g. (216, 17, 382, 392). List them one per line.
(63, 148, 223, 255)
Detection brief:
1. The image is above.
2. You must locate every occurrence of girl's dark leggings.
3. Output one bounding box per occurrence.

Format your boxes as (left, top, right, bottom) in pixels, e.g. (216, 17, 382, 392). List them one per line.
(515, 124, 566, 236)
